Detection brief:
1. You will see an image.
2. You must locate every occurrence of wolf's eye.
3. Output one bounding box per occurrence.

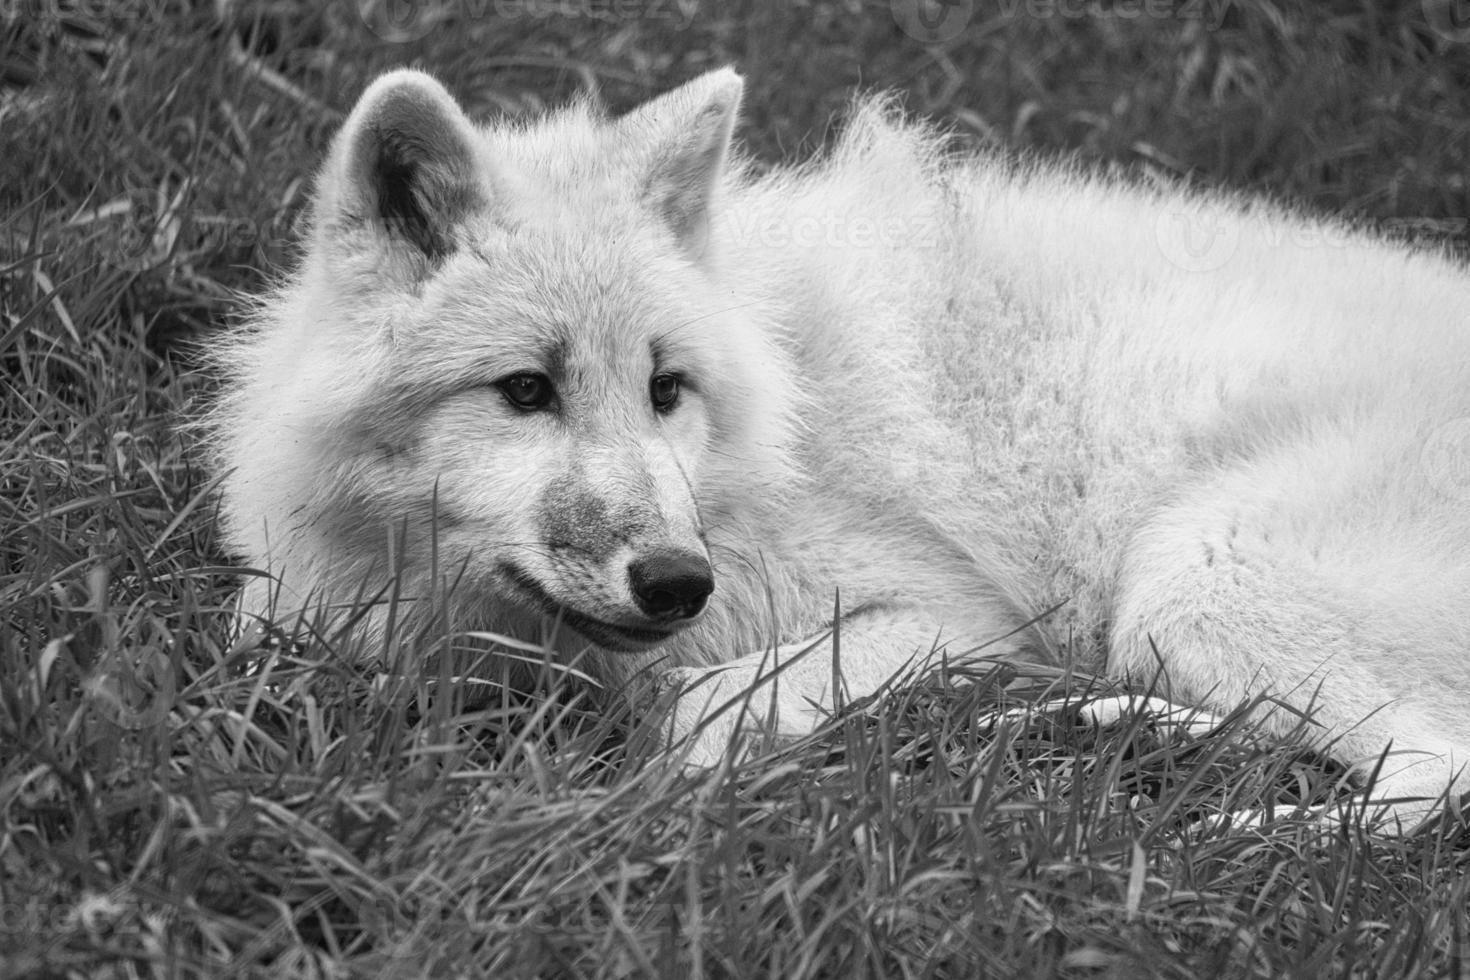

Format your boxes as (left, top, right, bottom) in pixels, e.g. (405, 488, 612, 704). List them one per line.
(650, 373, 681, 412)
(497, 372, 555, 411)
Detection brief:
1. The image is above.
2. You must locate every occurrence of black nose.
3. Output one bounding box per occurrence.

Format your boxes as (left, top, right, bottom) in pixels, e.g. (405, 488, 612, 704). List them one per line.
(627, 550, 714, 620)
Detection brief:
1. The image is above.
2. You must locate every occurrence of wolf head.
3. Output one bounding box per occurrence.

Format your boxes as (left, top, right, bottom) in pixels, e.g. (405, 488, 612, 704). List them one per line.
(215, 69, 800, 655)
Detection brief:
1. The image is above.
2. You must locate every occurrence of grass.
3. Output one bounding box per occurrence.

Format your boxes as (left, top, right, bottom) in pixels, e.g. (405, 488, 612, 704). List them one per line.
(3, 1, 1470, 976)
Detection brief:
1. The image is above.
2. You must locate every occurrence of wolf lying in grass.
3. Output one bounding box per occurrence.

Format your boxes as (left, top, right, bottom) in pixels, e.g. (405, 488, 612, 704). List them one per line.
(212, 68, 1470, 827)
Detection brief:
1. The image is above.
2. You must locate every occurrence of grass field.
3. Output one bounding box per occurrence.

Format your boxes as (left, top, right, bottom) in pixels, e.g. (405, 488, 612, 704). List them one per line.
(4, 1, 1470, 977)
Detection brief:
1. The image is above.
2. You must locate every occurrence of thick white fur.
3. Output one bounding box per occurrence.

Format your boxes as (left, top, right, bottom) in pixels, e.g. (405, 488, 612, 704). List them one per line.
(212, 69, 1470, 824)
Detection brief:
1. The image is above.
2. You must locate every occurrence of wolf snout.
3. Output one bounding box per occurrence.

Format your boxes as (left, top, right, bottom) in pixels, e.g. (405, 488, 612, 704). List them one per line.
(627, 549, 714, 621)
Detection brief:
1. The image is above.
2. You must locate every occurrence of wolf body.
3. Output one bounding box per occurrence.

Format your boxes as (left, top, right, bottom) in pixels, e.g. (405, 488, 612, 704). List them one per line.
(214, 69, 1470, 822)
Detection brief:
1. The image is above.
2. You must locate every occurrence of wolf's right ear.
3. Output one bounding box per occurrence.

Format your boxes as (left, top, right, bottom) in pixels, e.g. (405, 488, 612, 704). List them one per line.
(620, 68, 743, 258)
(316, 70, 483, 272)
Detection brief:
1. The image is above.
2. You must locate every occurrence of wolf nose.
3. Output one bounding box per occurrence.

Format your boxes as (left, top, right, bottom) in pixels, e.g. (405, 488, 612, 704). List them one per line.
(628, 550, 714, 620)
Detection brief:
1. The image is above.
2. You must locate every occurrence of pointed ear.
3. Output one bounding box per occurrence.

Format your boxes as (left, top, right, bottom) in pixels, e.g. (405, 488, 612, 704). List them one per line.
(621, 68, 743, 257)
(317, 70, 483, 270)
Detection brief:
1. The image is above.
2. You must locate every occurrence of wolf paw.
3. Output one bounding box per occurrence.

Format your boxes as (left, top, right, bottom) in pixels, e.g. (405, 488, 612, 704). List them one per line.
(999, 694, 1227, 738)
(653, 665, 748, 767)
(654, 661, 828, 768)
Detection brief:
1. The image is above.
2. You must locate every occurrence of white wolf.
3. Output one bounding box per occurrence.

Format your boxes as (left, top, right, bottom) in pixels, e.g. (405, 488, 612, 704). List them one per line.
(213, 68, 1470, 824)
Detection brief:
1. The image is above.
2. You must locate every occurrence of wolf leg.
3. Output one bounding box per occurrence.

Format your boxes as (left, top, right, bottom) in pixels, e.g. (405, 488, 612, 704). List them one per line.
(1108, 438, 1470, 830)
(658, 604, 1021, 767)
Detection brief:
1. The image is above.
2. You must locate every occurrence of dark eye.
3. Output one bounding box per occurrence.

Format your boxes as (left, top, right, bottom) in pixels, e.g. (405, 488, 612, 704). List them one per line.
(497, 372, 555, 411)
(650, 373, 681, 412)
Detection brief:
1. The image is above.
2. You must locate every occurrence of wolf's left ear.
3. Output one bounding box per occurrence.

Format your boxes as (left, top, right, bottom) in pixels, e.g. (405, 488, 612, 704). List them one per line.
(621, 68, 743, 257)
(317, 70, 483, 270)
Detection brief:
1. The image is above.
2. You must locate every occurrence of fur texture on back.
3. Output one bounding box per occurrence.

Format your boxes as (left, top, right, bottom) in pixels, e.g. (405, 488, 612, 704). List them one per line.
(211, 69, 1470, 824)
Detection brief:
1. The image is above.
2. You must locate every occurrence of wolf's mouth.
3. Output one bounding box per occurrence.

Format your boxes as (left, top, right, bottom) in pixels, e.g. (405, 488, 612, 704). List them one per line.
(503, 564, 676, 652)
